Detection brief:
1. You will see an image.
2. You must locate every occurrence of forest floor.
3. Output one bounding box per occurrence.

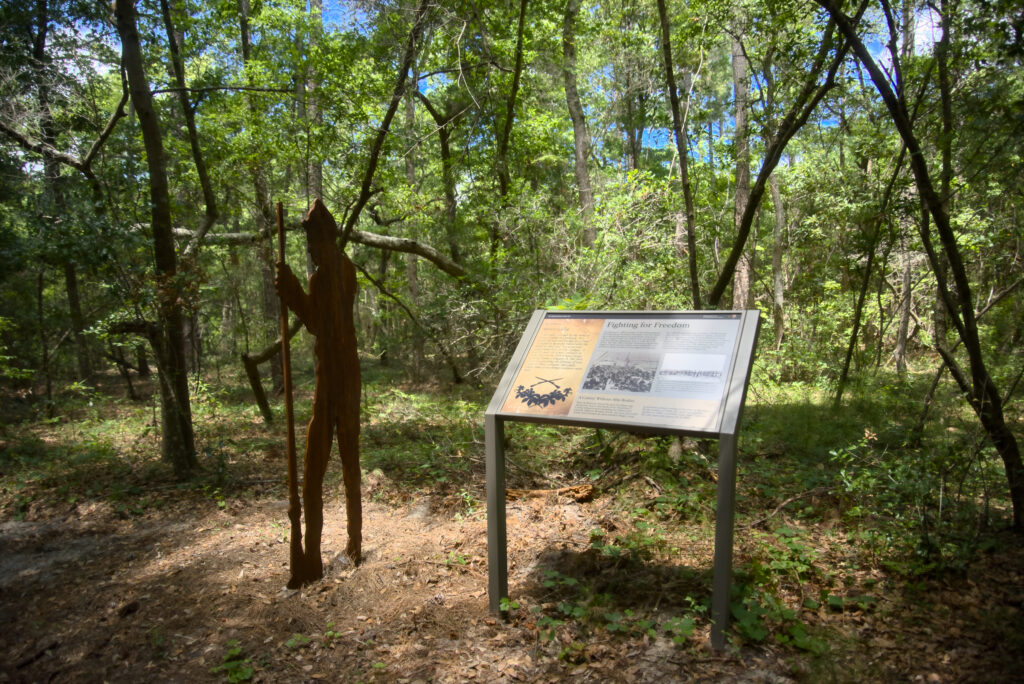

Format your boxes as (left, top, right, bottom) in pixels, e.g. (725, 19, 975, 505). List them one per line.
(1, 371, 1022, 682)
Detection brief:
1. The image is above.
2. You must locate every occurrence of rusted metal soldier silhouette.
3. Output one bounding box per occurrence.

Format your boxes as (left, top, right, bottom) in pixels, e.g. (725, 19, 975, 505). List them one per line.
(276, 199, 362, 583)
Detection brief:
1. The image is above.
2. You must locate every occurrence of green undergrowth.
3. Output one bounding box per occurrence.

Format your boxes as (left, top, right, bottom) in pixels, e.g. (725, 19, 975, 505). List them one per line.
(508, 366, 1015, 666)
(1, 363, 1016, 664)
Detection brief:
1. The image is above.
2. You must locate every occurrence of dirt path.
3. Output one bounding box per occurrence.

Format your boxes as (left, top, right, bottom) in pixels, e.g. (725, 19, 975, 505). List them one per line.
(1, 486, 701, 682)
(2, 479, 1022, 683)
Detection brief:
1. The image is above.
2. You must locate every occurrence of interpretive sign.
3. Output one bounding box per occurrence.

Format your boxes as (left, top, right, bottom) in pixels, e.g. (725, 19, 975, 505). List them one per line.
(494, 311, 744, 433)
(485, 310, 760, 650)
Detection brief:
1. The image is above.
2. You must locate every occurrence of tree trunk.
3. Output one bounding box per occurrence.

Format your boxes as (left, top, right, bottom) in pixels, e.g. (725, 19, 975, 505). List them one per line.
(32, 0, 93, 383)
(834, 221, 880, 409)
(160, 0, 218, 256)
(893, 229, 912, 375)
(63, 262, 92, 381)
(306, 0, 323, 201)
(238, 0, 283, 393)
(403, 79, 426, 377)
(491, 0, 528, 253)
(37, 271, 52, 412)
(817, 0, 1024, 529)
(563, 0, 596, 247)
(624, 81, 641, 172)
(769, 173, 786, 348)
(706, 18, 849, 307)
(656, 0, 700, 308)
(415, 94, 461, 264)
(115, 0, 197, 477)
(731, 32, 752, 310)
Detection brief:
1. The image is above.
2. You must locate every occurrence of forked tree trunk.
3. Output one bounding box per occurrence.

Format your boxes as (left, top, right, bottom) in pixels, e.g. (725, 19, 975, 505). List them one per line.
(115, 0, 197, 477)
(817, 0, 1024, 530)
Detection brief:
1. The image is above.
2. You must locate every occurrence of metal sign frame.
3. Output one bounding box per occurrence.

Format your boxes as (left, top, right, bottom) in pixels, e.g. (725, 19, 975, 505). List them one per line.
(485, 309, 760, 650)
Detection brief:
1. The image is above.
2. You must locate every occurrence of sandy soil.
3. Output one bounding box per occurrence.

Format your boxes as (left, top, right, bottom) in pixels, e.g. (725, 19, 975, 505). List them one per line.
(2, 386, 1022, 684)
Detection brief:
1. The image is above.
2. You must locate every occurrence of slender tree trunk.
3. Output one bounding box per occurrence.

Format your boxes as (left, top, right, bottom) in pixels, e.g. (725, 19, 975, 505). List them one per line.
(238, 0, 283, 393)
(706, 17, 849, 307)
(731, 31, 752, 309)
(834, 221, 880, 409)
(707, 120, 714, 174)
(563, 0, 596, 247)
(32, 0, 92, 383)
(624, 82, 641, 172)
(414, 90, 464, 264)
(436, 114, 460, 262)
(63, 262, 92, 381)
(491, 0, 528, 253)
(37, 272, 52, 413)
(161, 0, 217, 254)
(769, 173, 786, 348)
(115, 0, 197, 477)
(656, 0, 700, 308)
(404, 76, 426, 377)
(893, 229, 912, 375)
(307, 0, 323, 200)
(817, 0, 1024, 530)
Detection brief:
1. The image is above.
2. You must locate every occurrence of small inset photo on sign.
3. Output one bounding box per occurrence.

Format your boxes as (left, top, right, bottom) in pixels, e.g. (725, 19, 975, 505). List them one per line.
(581, 351, 659, 393)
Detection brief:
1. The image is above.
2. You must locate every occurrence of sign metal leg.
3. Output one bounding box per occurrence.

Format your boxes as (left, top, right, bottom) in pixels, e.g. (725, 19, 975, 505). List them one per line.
(486, 415, 508, 613)
(711, 431, 738, 650)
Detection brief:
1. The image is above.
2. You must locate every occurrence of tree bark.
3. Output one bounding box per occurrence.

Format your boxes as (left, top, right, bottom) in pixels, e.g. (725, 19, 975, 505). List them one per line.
(769, 173, 786, 348)
(339, 0, 433, 249)
(37, 272, 52, 412)
(160, 0, 218, 259)
(491, 0, 528, 253)
(403, 79, 426, 376)
(304, 0, 324, 201)
(415, 92, 463, 263)
(706, 17, 850, 307)
(63, 261, 92, 381)
(731, 31, 752, 310)
(834, 221, 881, 409)
(656, 0, 700, 309)
(563, 0, 596, 247)
(238, 0, 283, 393)
(241, 319, 303, 425)
(115, 0, 197, 477)
(816, 0, 1024, 530)
(893, 229, 913, 375)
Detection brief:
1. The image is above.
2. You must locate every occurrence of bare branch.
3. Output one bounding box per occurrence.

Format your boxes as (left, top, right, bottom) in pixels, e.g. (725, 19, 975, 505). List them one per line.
(349, 229, 467, 280)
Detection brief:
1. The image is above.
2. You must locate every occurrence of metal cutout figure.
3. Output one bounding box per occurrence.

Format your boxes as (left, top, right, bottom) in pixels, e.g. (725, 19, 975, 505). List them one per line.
(276, 199, 362, 586)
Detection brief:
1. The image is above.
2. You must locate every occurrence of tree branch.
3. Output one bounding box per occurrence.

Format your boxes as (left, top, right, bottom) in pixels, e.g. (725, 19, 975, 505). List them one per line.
(349, 229, 467, 280)
(339, 0, 432, 248)
(707, 16, 853, 307)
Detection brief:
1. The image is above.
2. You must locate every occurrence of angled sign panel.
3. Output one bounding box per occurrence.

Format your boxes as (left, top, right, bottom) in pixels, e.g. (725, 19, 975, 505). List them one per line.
(490, 311, 747, 435)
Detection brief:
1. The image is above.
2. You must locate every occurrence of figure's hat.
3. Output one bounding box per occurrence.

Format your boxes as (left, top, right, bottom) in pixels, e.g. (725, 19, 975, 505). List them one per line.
(302, 198, 339, 244)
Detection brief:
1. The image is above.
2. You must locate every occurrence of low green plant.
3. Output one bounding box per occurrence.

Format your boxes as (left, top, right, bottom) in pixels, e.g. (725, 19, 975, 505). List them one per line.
(446, 550, 470, 566)
(148, 625, 166, 659)
(284, 633, 310, 649)
(532, 608, 564, 641)
(729, 584, 828, 654)
(323, 623, 341, 646)
(662, 616, 696, 644)
(210, 640, 254, 682)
